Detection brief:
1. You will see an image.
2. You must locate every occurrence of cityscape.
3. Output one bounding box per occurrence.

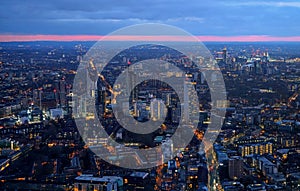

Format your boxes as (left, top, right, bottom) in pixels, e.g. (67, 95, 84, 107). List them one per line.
(0, 41, 299, 191)
(1, 0, 300, 191)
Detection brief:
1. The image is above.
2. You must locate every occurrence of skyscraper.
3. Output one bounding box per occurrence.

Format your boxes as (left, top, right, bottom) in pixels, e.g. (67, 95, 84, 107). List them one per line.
(126, 70, 138, 101)
(59, 79, 66, 106)
(222, 47, 228, 64)
(97, 87, 107, 116)
(150, 98, 166, 121)
(183, 81, 189, 122)
(228, 156, 243, 180)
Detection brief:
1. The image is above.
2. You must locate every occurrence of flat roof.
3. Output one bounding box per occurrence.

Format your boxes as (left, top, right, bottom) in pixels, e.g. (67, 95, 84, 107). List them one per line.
(75, 175, 122, 183)
(130, 172, 149, 179)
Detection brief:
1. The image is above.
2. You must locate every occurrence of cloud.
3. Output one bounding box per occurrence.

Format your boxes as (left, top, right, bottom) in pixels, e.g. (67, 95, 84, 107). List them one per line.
(226, 1, 300, 8)
(53, 17, 203, 24)
(53, 18, 123, 23)
(0, 0, 299, 36)
(167, 17, 205, 23)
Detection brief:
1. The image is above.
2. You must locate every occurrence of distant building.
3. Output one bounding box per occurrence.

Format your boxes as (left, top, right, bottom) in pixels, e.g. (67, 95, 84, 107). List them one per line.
(126, 70, 138, 101)
(167, 159, 177, 170)
(124, 171, 149, 190)
(161, 138, 173, 162)
(30, 108, 43, 122)
(133, 101, 149, 121)
(256, 156, 278, 176)
(267, 173, 285, 186)
(59, 79, 66, 106)
(150, 98, 166, 121)
(49, 108, 63, 119)
(239, 142, 273, 157)
(223, 47, 228, 64)
(221, 181, 244, 191)
(74, 174, 123, 191)
(246, 184, 266, 191)
(171, 104, 180, 123)
(0, 122, 44, 140)
(96, 87, 107, 116)
(216, 151, 229, 163)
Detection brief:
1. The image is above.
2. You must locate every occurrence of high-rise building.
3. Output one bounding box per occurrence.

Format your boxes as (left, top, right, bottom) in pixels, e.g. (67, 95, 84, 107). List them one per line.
(228, 156, 243, 180)
(126, 70, 138, 101)
(96, 87, 107, 116)
(183, 81, 189, 122)
(161, 92, 171, 106)
(223, 47, 228, 64)
(150, 98, 166, 121)
(162, 138, 173, 162)
(59, 79, 66, 106)
(171, 104, 180, 124)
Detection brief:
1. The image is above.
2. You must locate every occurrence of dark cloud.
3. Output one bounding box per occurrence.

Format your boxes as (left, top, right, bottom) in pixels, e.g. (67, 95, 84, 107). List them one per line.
(0, 0, 299, 36)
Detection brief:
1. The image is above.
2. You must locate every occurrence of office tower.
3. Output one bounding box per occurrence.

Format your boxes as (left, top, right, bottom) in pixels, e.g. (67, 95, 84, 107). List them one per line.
(222, 47, 228, 64)
(97, 87, 107, 116)
(162, 92, 171, 106)
(126, 70, 138, 101)
(228, 156, 243, 180)
(162, 138, 174, 162)
(33, 88, 42, 109)
(183, 81, 189, 122)
(171, 104, 181, 124)
(150, 99, 166, 121)
(59, 79, 66, 106)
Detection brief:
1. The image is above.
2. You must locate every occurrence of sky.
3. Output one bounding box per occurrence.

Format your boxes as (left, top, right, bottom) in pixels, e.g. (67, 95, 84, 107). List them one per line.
(0, 0, 300, 41)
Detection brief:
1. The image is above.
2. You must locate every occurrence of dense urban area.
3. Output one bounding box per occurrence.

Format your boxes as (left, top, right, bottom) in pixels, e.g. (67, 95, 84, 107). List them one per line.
(0, 41, 299, 191)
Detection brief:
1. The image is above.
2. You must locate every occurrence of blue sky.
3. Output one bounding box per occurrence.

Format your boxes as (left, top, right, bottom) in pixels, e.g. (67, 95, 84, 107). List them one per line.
(0, 0, 299, 37)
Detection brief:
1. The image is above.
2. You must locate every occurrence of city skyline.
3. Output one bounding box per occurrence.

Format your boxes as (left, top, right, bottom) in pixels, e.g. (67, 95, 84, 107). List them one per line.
(0, 37, 299, 191)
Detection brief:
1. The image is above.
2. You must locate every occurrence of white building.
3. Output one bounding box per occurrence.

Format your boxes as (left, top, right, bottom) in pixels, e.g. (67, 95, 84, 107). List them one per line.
(150, 98, 166, 121)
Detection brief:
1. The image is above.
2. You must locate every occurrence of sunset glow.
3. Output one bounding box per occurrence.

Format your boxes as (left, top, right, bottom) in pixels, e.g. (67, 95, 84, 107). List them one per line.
(1, 35, 300, 42)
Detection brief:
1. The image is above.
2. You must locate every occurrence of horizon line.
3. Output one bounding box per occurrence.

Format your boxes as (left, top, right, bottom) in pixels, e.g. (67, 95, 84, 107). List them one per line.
(1, 34, 300, 42)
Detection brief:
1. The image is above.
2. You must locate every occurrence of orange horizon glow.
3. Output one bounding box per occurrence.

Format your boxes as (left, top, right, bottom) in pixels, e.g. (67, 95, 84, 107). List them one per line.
(1, 34, 300, 42)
